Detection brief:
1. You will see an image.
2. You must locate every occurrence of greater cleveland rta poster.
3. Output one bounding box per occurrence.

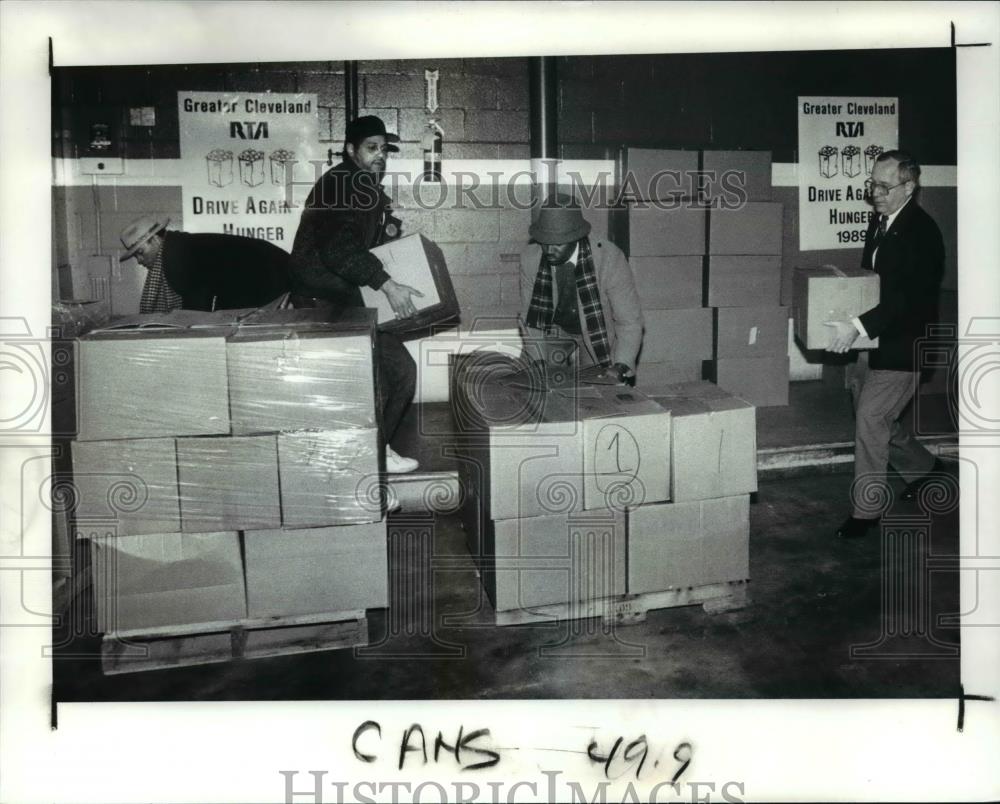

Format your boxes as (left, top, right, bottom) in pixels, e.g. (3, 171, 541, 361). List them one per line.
(178, 92, 322, 252)
(797, 96, 899, 251)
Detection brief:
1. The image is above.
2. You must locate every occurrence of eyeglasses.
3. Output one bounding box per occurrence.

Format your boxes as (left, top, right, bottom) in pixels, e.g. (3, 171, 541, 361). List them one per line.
(864, 179, 908, 195)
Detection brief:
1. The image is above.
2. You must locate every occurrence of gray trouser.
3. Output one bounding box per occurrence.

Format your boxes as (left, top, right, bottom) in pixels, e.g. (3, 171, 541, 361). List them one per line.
(847, 351, 935, 517)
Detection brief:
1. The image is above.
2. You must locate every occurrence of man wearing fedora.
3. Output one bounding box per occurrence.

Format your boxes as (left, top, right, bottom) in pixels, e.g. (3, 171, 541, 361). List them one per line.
(521, 195, 644, 384)
(119, 215, 290, 314)
(288, 115, 420, 474)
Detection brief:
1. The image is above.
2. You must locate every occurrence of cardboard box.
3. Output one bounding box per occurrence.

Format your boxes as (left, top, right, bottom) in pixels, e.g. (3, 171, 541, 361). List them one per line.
(176, 436, 280, 532)
(227, 326, 376, 434)
(706, 256, 782, 307)
(278, 428, 383, 527)
(624, 148, 699, 201)
(640, 308, 713, 363)
(655, 381, 757, 502)
(787, 317, 824, 382)
(712, 356, 790, 408)
(629, 206, 707, 257)
(362, 234, 460, 335)
(76, 330, 230, 441)
(708, 202, 783, 255)
(636, 359, 705, 393)
(483, 509, 627, 611)
(631, 256, 704, 309)
(700, 150, 773, 202)
(713, 306, 790, 358)
(793, 265, 880, 349)
(71, 438, 180, 536)
(576, 387, 671, 510)
(90, 531, 245, 632)
(243, 522, 388, 618)
(628, 496, 750, 593)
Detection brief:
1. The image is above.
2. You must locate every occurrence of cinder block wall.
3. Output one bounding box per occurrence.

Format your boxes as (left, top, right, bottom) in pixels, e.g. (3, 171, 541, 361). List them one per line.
(52, 58, 533, 324)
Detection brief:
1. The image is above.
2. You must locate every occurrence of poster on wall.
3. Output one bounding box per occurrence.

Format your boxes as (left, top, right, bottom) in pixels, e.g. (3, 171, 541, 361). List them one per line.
(178, 92, 322, 252)
(797, 96, 898, 251)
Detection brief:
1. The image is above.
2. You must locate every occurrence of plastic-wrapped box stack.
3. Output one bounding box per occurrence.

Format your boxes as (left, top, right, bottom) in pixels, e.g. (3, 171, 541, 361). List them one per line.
(702, 151, 790, 407)
(450, 355, 753, 622)
(70, 307, 388, 635)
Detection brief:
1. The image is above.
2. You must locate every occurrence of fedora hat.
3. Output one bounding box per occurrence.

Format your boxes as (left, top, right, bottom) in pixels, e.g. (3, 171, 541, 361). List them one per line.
(345, 115, 400, 152)
(529, 196, 592, 245)
(119, 214, 169, 261)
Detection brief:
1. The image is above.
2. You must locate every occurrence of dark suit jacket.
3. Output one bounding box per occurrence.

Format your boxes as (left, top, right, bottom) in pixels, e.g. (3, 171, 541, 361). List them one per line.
(858, 199, 944, 371)
(287, 159, 400, 306)
(161, 231, 290, 311)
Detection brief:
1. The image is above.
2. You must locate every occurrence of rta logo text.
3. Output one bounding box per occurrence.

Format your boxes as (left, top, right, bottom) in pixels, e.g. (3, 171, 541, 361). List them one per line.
(0, 317, 49, 433)
(914, 317, 1000, 436)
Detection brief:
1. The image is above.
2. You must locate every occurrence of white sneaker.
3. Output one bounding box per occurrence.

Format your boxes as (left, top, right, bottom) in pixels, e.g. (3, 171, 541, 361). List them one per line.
(385, 445, 419, 474)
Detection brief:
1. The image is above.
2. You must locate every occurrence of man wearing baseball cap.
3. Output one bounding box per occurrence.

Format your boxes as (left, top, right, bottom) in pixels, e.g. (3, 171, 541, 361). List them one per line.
(119, 215, 290, 314)
(288, 115, 421, 473)
(521, 194, 644, 385)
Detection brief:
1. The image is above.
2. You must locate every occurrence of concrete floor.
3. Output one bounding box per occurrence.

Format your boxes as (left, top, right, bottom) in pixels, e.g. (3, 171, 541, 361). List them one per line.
(54, 467, 960, 702)
(53, 372, 960, 701)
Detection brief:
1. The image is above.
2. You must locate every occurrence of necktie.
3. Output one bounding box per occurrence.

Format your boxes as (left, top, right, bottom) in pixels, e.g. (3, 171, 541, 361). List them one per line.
(871, 215, 887, 249)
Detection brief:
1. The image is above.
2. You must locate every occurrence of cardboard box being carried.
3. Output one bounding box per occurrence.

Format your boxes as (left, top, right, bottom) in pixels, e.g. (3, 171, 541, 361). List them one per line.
(90, 530, 246, 633)
(628, 495, 750, 593)
(76, 327, 231, 441)
(793, 265, 880, 350)
(482, 508, 627, 611)
(243, 522, 388, 618)
(362, 234, 460, 336)
(654, 381, 757, 502)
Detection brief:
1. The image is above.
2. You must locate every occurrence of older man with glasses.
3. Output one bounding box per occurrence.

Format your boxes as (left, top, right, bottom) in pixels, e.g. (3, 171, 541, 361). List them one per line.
(825, 150, 947, 539)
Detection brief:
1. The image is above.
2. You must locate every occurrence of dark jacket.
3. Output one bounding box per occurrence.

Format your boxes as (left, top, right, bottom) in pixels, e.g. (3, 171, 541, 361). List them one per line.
(858, 199, 945, 371)
(160, 230, 290, 311)
(287, 159, 399, 306)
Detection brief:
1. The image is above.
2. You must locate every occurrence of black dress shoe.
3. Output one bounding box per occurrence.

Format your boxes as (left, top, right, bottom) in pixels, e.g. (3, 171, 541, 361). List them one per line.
(901, 458, 946, 502)
(835, 516, 881, 540)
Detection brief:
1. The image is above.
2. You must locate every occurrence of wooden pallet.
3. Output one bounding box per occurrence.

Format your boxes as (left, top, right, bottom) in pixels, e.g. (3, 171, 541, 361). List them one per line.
(101, 611, 368, 675)
(493, 580, 749, 627)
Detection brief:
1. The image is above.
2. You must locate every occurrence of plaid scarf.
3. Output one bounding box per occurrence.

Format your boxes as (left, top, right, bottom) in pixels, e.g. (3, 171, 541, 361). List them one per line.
(525, 237, 612, 367)
(138, 245, 183, 314)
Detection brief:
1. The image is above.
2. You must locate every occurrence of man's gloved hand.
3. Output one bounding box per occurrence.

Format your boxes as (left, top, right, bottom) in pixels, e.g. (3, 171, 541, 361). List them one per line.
(612, 362, 636, 387)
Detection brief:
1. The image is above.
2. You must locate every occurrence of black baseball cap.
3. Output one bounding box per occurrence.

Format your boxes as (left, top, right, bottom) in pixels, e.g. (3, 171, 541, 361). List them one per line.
(345, 115, 400, 150)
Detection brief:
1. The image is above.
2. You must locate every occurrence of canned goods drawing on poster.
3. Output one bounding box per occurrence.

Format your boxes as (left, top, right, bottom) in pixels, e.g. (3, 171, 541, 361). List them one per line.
(180, 92, 321, 251)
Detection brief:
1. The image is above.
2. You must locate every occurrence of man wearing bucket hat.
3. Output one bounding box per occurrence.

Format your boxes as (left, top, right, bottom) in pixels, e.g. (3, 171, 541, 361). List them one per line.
(521, 195, 644, 385)
(288, 114, 420, 474)
(119, 215, 290, 314)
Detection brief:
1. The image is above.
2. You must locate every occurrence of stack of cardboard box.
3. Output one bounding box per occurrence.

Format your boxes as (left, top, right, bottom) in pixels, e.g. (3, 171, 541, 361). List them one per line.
(703, 151, 789, 407)
(625, 149, 712, 392)
(71, 308, 388, 634)
(451, 356, 753, 621)
(624, 149, 789, 406)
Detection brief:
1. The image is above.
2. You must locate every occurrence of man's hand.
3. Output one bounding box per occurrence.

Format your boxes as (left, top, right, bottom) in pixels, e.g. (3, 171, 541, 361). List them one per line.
(381, 278, 425, 319)
(612, 362, 636, 387)
(824, 319, 860, 353)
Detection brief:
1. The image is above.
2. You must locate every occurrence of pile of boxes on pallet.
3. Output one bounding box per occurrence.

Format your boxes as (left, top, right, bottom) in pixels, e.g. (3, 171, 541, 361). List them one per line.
(71, 308, 388, 635)
(451, 355, 755, 622)
(626, 148, 790, 406)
